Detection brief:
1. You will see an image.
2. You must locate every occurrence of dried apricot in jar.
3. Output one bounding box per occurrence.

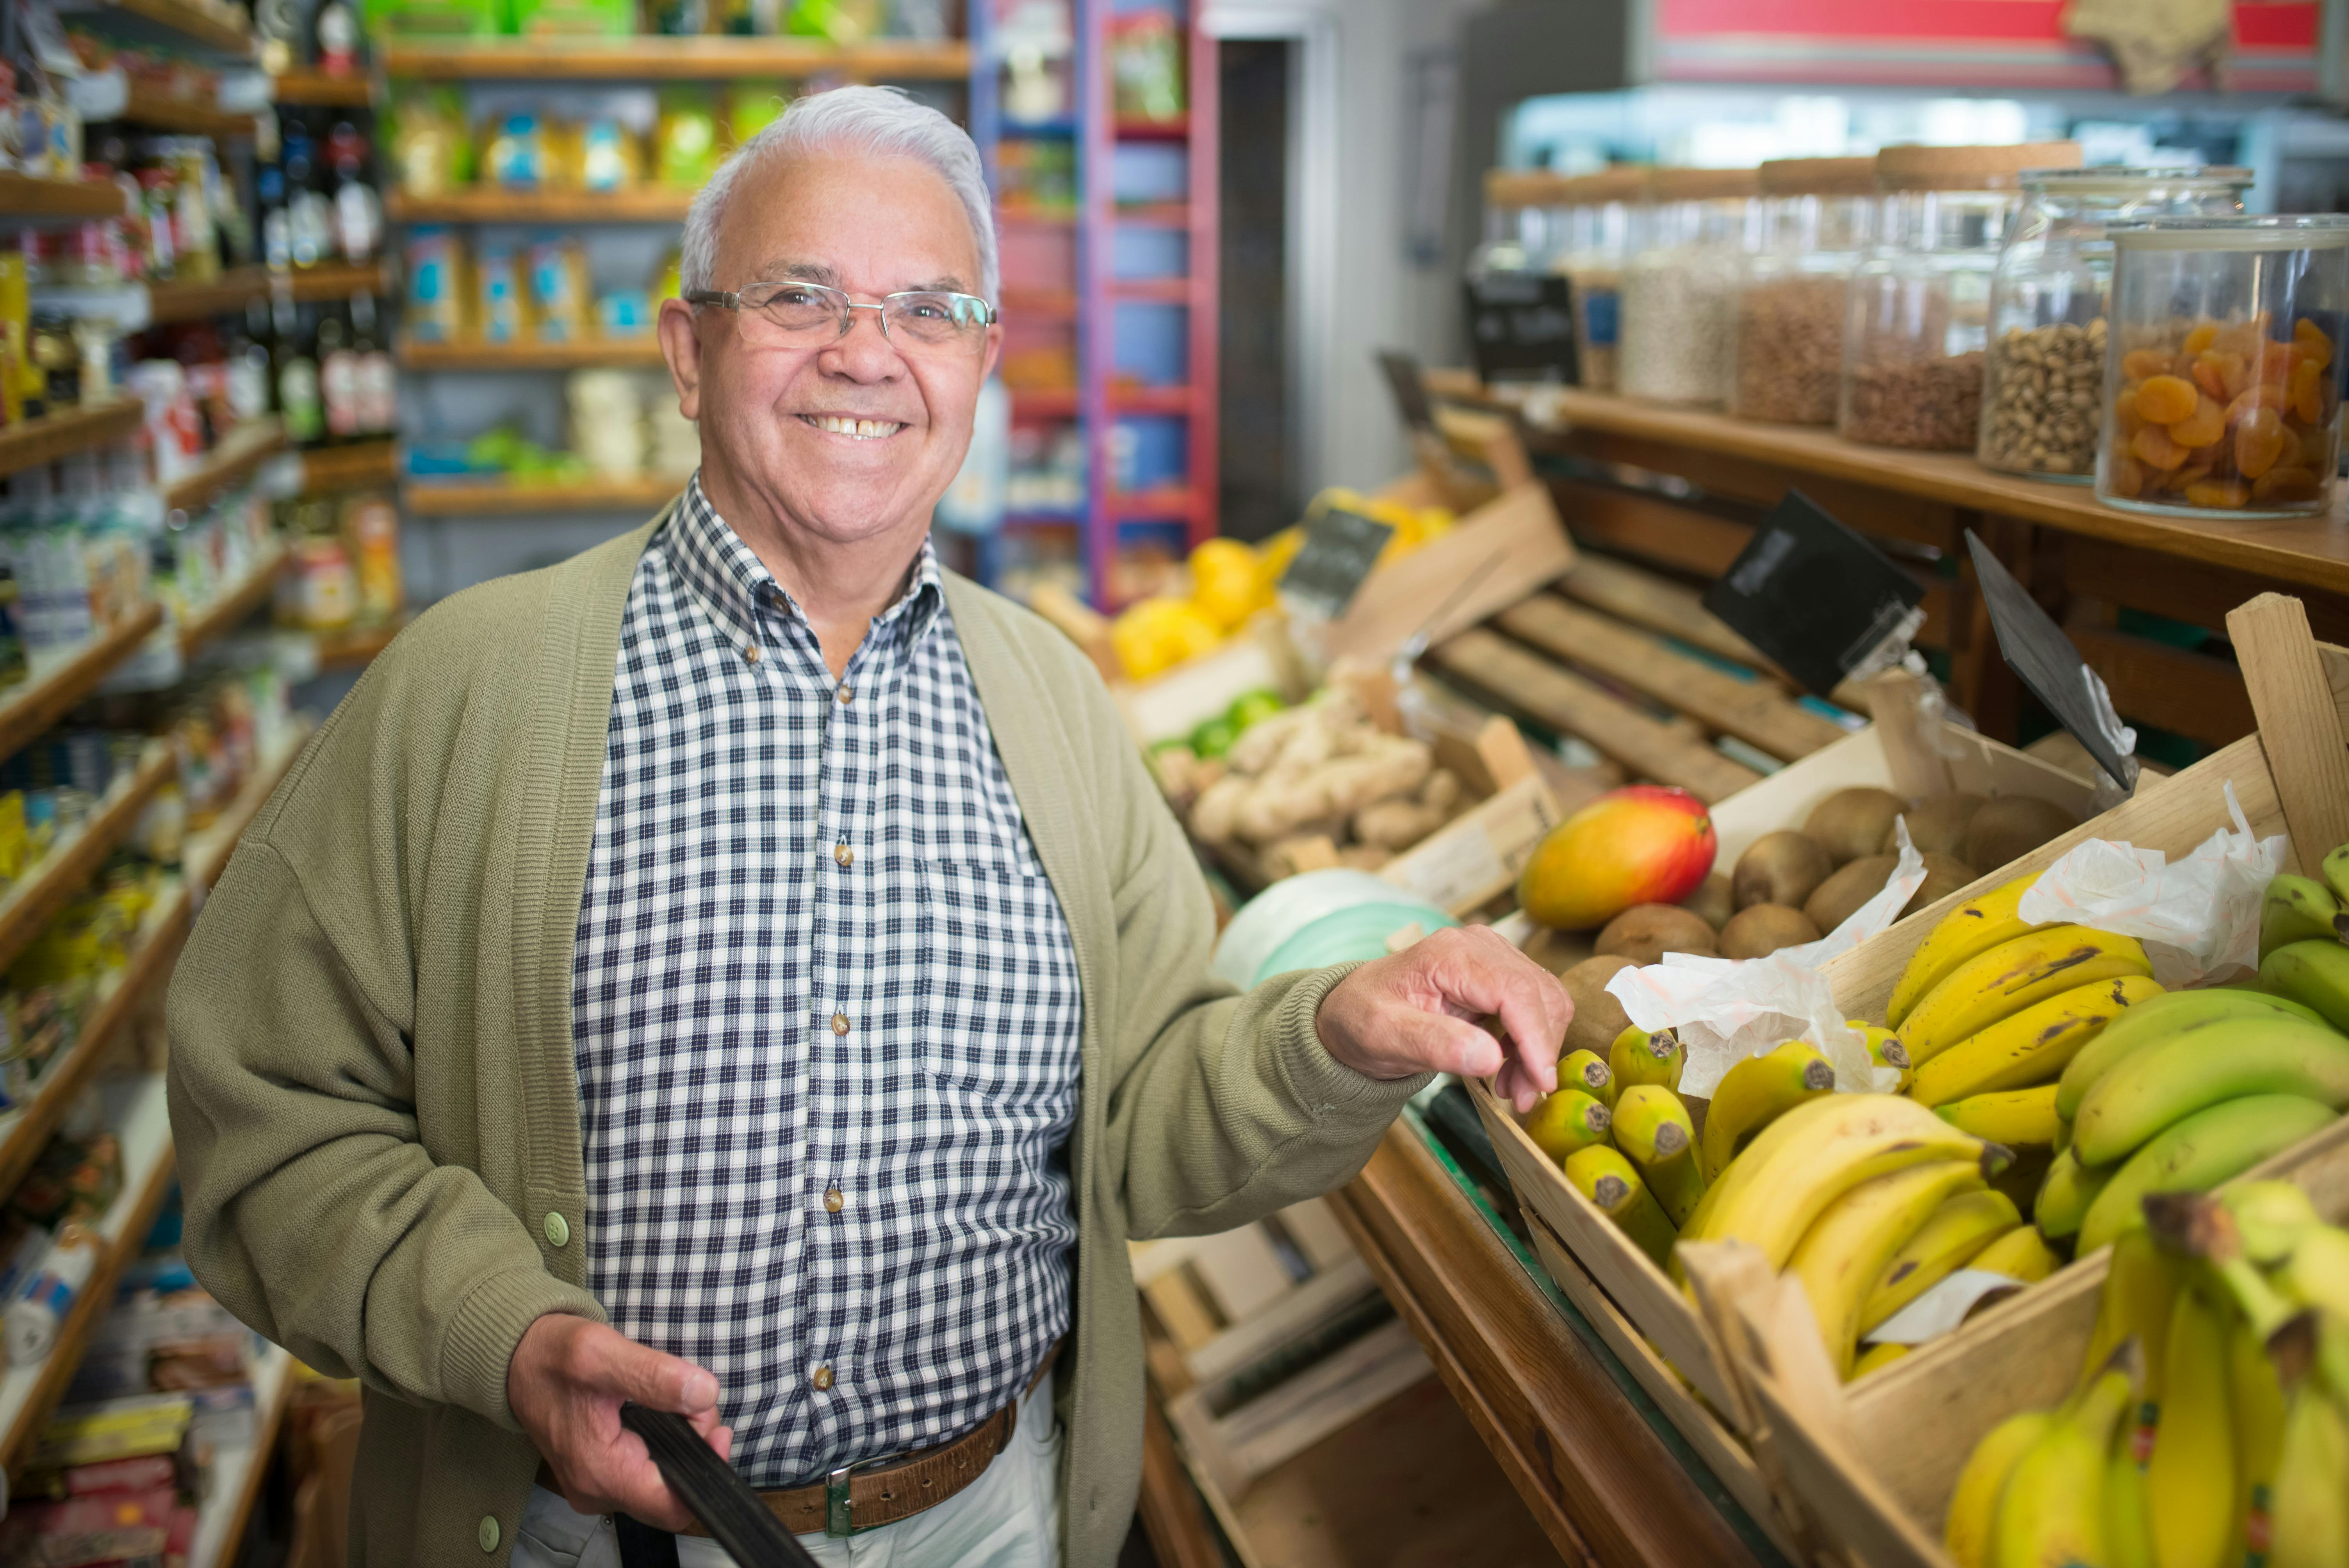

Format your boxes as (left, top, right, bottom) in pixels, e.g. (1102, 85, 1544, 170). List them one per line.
(2183, 321, 2219, 356)
(2235, 407, 2289, 479)
(2107, 454, 2146, 498)
(2112, 385, 2146, 438)
(2131, 424, 2189, 470)
(2135, 374, 2199, 424)
(2227, 383, 2289, 424)
(2192, 352, 2247, 401)
(2290, 358, 2327, 422)
(2295, 317, 2335, 370)
(2122, 348, 2176, 381)
(2168, 394, 2227, 449)
(2182, 478, 2252, 510)
(2253, 466, 2326, 503)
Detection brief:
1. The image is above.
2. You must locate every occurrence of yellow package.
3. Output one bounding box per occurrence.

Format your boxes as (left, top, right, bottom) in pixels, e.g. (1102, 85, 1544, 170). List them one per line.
(476, 242, 530, 344)
(0, 792, 28, 887)
(0, 253, 27, 426)
(527, 236, 591, 342)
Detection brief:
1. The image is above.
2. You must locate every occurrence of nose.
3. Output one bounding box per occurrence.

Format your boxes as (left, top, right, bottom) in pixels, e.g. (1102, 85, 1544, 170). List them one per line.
(819, 303, 904, 382)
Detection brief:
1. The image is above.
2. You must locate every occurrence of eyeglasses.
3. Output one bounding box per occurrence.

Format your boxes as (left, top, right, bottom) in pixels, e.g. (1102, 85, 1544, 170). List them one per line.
(685, 281, 998, 358)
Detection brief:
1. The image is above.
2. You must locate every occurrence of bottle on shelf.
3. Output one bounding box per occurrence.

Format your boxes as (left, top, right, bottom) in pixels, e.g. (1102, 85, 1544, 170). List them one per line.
(271, 295, 323, 447)
(327, 120, 380, 269)
(348, 292, 394, 438)
(313, 0, 362, 75)
(281, 116, 331, 272)
(317, 306, 360, 444)
(255, 152, 293, 273)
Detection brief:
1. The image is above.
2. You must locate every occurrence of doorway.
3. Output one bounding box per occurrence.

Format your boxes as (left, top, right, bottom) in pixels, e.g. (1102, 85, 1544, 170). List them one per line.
(1218, 36, 1292, 543)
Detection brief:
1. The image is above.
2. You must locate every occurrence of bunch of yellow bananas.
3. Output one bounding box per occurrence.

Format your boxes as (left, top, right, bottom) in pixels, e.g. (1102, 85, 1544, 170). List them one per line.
(1945, 1181, 2349, 1568)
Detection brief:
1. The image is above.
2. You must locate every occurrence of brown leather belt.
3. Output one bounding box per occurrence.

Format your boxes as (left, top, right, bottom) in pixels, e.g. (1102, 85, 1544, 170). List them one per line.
(537, 1340, 1062, 1541)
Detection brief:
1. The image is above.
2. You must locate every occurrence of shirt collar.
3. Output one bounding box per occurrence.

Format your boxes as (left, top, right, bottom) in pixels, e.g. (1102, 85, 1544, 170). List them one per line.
(664, 472, 945, 649)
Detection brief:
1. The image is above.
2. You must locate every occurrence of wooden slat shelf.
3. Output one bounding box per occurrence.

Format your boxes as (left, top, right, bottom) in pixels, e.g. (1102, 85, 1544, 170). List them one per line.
(164, 418, 287, 513)
(299, 438, 397, 496)
(176, 542, 289, 658)
(380, 36, 970, 79)
(184, 725, 309, 894)
(147, 261, 389, 325)
(0, 399, 145, 479)
(98, 0, 254, 53)
(270, 68, 371, 105)
(115, 87, 259, 137)
(0, 603, 165, 763)
(400, 338, 665, 371)
(402, 476, 681, 515)
(386, 187, 695, 224)
(1479, 383, 2349, 599)
(0, 744, 177, 982)
(312, 617, 403, 669)
(0, 174, 131, 221)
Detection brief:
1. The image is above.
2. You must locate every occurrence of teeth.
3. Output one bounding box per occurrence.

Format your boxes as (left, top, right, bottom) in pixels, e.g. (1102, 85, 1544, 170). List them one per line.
(808, 415, 902, 440)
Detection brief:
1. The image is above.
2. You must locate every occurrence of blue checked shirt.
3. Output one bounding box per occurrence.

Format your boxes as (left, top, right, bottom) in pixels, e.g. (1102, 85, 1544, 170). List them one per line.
(570, 476, 1084, 1488)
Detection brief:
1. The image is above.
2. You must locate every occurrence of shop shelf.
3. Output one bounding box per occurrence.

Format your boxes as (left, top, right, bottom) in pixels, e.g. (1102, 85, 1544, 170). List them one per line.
(146, 261, 389, 326)
(298, 438, 397, 497)
(385, 187, 695, 224)
(116, 86, 260, 138)
(176, 541, 290, 659)
(164, 417, 287, 514)
(0, 1069, 184, 1477)
(187, 1344, 294, 1568)
(399, 338, 666, 371)
(184, 723, 310, 892)
(1113, 118, 1187, 141)
(0, 399, 146, 479)
(270, 68, 371, 106)
(402, 476, 683, 515)
(0, 174, 131, 221)
(0, 604, 166, 763)
(0, 743, 176, 979)
(312, 617, 404, 670)
(380, 36, 969, 79)
(95, 0, 254, 53)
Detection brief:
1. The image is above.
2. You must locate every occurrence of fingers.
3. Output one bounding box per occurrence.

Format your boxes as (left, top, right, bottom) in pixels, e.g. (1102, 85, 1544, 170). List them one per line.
(1419, 928, 1568, 1093)
(1386, 1007, 1506, 1079)
(590, 1329, 721, 1414)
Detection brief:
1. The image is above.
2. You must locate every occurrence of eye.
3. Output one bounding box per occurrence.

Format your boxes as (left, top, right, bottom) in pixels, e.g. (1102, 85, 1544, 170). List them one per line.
(903, 296, 953, 321)
(773, 287, 824, 308)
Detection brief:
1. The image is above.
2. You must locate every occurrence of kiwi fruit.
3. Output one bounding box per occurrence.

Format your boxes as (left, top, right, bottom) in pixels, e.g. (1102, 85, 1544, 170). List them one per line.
(1679, 873, 1734, 932)
(1718, 903, 1821, 960)
(1804, 788, 1907, 867)
(1595, 904, 1721, 967)
(1804, 854, 1897, 934)
(1561, 954, 1637, 1055)
(1964, 795, 2078, 874)
(1899, 853, 1977, 920)
(1891, 793, 1987, 857)
(1732, 830, 1833, 912)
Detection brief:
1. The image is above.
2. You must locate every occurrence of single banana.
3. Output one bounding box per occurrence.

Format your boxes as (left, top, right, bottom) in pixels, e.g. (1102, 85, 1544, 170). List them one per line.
(1912, 974, 2167, 1109)
(1613, 1084, 1707, 1227)
(2035, 1145, 2117, 1242)
(2145, 1282, 2238, 1568)
(2057, 987, 2329, 1120)
(2076, 1095, 2338, 1257)
(2229, 1314, 2289, 1568)
(1852, 1340, 1910, 1378)
(2071, 1017, 2349, 1167)
(1851, 1019, 1914, 1093)
(2269, 1380, 2349, 1568)
(1560, 1048, 1615, 1107)
(1522, 1088, 1614, 1167)
(1563, 1144, 1677, 1270)
(2279, 1224, 2349, 1319)
(1969, 1224, 2061, 1284)
(1700, 1039, 1835, 1174)
(2321, 841, 2349, 910)
(1788, 1159, 1987, 1377)
(1937, 1084, 2067, 1149)
(2107, 1420, 2157, 1568)
(2224, 1180, 2325, 1267)
(1680, 1092, 2008, 1269)
(2264, 874, 2345, 962)
(1859, 1187, 2021, 1335)
(1949, 1409, 2055, 1568)
(1609, 1024, 1685, 1096)
(1992, 1359, 2137, 1568)
(2080, 1229, 2182, 1414)
(1889, 871, 2046, 1031)
(2262, 936, 2349, 1035)
(1900, 927, 2153, 1071)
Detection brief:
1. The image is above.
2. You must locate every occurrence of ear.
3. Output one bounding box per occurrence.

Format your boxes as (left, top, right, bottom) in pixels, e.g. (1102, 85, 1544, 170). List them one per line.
(658, 297, 705, 421)
(979, 321, 1002, 385)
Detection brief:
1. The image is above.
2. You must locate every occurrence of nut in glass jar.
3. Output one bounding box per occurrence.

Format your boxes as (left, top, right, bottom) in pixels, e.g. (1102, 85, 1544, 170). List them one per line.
(1981, 319, 2106, 476)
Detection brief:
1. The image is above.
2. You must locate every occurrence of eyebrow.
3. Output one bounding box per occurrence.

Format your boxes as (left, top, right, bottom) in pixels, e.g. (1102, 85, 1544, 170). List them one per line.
(753, 259, 972, 294)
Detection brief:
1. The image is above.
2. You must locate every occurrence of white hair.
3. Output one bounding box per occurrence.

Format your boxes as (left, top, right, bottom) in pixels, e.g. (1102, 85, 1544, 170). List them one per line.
(679, 85, 998, 304)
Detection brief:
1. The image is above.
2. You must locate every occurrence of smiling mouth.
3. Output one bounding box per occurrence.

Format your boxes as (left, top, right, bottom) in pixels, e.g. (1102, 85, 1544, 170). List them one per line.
(802, 414, 906, 440)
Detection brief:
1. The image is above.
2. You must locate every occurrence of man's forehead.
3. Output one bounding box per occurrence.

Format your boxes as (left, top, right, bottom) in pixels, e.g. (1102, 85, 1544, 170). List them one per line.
(750, 257, 971, 294)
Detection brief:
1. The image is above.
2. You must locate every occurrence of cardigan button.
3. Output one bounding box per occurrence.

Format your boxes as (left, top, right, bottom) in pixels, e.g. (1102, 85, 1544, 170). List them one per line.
(478, 1515, 501, 1553)
(544, 1212, 569, 1248)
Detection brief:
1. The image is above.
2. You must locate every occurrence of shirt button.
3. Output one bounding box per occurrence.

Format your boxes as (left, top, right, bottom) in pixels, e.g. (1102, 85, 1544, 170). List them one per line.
(836, 683, 853, 704)
(813, 1364, 834, 1391)
(543, 1212, 569, 1248)
(743, 645, 761, 665)
(478, 1516, 501, 1553)
(831, 1012, 850, 1037)
(823, 1187, 843, 1213)
(834, 842, 854, 868)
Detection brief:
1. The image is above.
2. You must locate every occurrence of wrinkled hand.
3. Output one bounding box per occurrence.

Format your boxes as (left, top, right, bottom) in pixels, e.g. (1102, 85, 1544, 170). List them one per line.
(509, 1314, 732, 1530)
(1314, 925, 1571, 1113)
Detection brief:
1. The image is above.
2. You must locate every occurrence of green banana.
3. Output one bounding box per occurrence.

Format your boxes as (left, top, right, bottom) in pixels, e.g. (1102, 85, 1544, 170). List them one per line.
(2269, 1379, 2349, 1568)
(2262, 938, 2349, 1036)
(2280, 1224, 2349, 1319)
(1523, 1088, 1613, 1166)
(1701, 1040, 1834, 1174)
(2229, 1315, 2288, 1568)
(1560, 1048, 1615, 1107)
(1991, 1355, 2139, 1568)
(1563, 1144, 1677, 1270)
(2056, 987, 2328, 1120)
(2080, 1229, 2181, 1412)
(2264, 874, 2347, 962)
(2036, 1145, 2117, 1242)
(2071, 1014, 2349, 1167)
(1948, 1410, 2054, 1568)
(2144, 1281, 2238, 1568)
(2075, 1095, 2338, 1256)
(2321, 841, 2349, 909)
(2105, 1421, 2156, 1568)
(1609, 1025, 1685, 1096)
(1613, 1084, 1707, 1228)
(2228, 1180, 2327, 1267)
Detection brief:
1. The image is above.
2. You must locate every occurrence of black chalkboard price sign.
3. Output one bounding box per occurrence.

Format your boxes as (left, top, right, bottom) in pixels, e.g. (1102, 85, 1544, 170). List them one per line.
(1701, 490, 1925, 697)
(1461, 271, 1579, 385)
(1280, 507, 1395, 619)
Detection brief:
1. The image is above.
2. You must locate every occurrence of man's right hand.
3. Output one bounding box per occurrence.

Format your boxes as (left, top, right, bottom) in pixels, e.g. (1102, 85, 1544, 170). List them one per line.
(508, 1314, 731, 1530)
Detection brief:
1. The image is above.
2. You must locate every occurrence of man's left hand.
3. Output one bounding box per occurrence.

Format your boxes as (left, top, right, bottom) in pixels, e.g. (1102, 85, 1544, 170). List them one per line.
(1315, 926, 1571, 1113)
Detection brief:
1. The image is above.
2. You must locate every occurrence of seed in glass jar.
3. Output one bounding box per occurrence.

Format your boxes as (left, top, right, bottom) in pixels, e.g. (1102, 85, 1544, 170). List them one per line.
(1844, 351, 1985, 451)
(1980, 320, 2105, 477)
(1733, 274, 1845, 424)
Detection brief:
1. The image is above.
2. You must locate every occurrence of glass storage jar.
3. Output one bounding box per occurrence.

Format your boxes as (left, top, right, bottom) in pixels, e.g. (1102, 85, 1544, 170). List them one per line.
(1556, 166, 1649, 391)
(1619, 166, 1759, 406)
(1839, 141, 2081, 450)
(1730, 156, 1876, 424)
(2099, 215, 2349, 519)
(1471, 168, 1561, 278)
(1979, 166, 2249, 481)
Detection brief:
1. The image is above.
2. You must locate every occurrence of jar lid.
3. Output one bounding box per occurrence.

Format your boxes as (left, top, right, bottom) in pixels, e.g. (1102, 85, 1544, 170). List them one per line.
(2020, 164, 2254, 195)
(1560, 166, 1652, 204)
(1758, 157, 1877, 196)
(1874, 141, 2083, 191)
(1485, 168, 1572, 206)
(2108, 214, 2349, 251)
(1650, 166, 1759, 202)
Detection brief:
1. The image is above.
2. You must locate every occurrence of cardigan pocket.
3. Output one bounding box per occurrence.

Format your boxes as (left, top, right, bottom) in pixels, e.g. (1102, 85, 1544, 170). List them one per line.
(916, 860, 1084, 1113)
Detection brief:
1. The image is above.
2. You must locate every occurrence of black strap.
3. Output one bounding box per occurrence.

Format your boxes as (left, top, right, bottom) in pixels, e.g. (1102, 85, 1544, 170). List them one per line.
(618, 1402, 820, 1567)
(612, 1514, 683, 1568)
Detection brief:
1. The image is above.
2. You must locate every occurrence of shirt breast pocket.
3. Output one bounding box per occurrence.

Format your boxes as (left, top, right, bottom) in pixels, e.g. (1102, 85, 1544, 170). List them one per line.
(917, 859, 1082, 1108)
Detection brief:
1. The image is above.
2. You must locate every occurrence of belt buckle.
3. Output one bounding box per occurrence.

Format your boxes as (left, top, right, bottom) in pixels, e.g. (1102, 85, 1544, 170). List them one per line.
(824, 1451, 906, 1538)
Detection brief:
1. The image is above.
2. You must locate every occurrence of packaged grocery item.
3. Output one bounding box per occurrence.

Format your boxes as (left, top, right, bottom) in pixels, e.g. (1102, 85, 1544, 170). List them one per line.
(403, 226, 465, 343)
(595, 289, 652, 336)
(654, 88, 718, 190)
(2098, 215, 2349, 519)
(1109, 10, 1183, 122)
(289, 533, 355, 631)
(474, 240, 526, 343)
(360, 0, 501, 40)
(485, 111, 551, 190)
(1553, 167, 1645, 392)
(569, 369, 643, 477)
(1620, 167, 1759, 408)
(527, 235, 590, 342)
(387, 86, 470, 197)
(510, 0, 633, 33)
(580, 113, 641, 191)
(342, 493, 399, 622)
(1730, 157, 1875, 424)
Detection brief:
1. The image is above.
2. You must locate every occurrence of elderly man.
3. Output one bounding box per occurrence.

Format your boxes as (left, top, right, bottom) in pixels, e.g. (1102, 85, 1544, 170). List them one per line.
(166, 87, 1567, 1567)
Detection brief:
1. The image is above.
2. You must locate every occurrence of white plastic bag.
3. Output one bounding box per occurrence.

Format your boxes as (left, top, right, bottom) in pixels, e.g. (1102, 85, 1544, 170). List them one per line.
(2014, 780, 2284, 987)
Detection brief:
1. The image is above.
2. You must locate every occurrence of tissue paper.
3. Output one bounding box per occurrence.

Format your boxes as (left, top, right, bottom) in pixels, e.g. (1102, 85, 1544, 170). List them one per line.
(1606, 823, 1928, 1097)
(2015, 781, 2284, 987)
